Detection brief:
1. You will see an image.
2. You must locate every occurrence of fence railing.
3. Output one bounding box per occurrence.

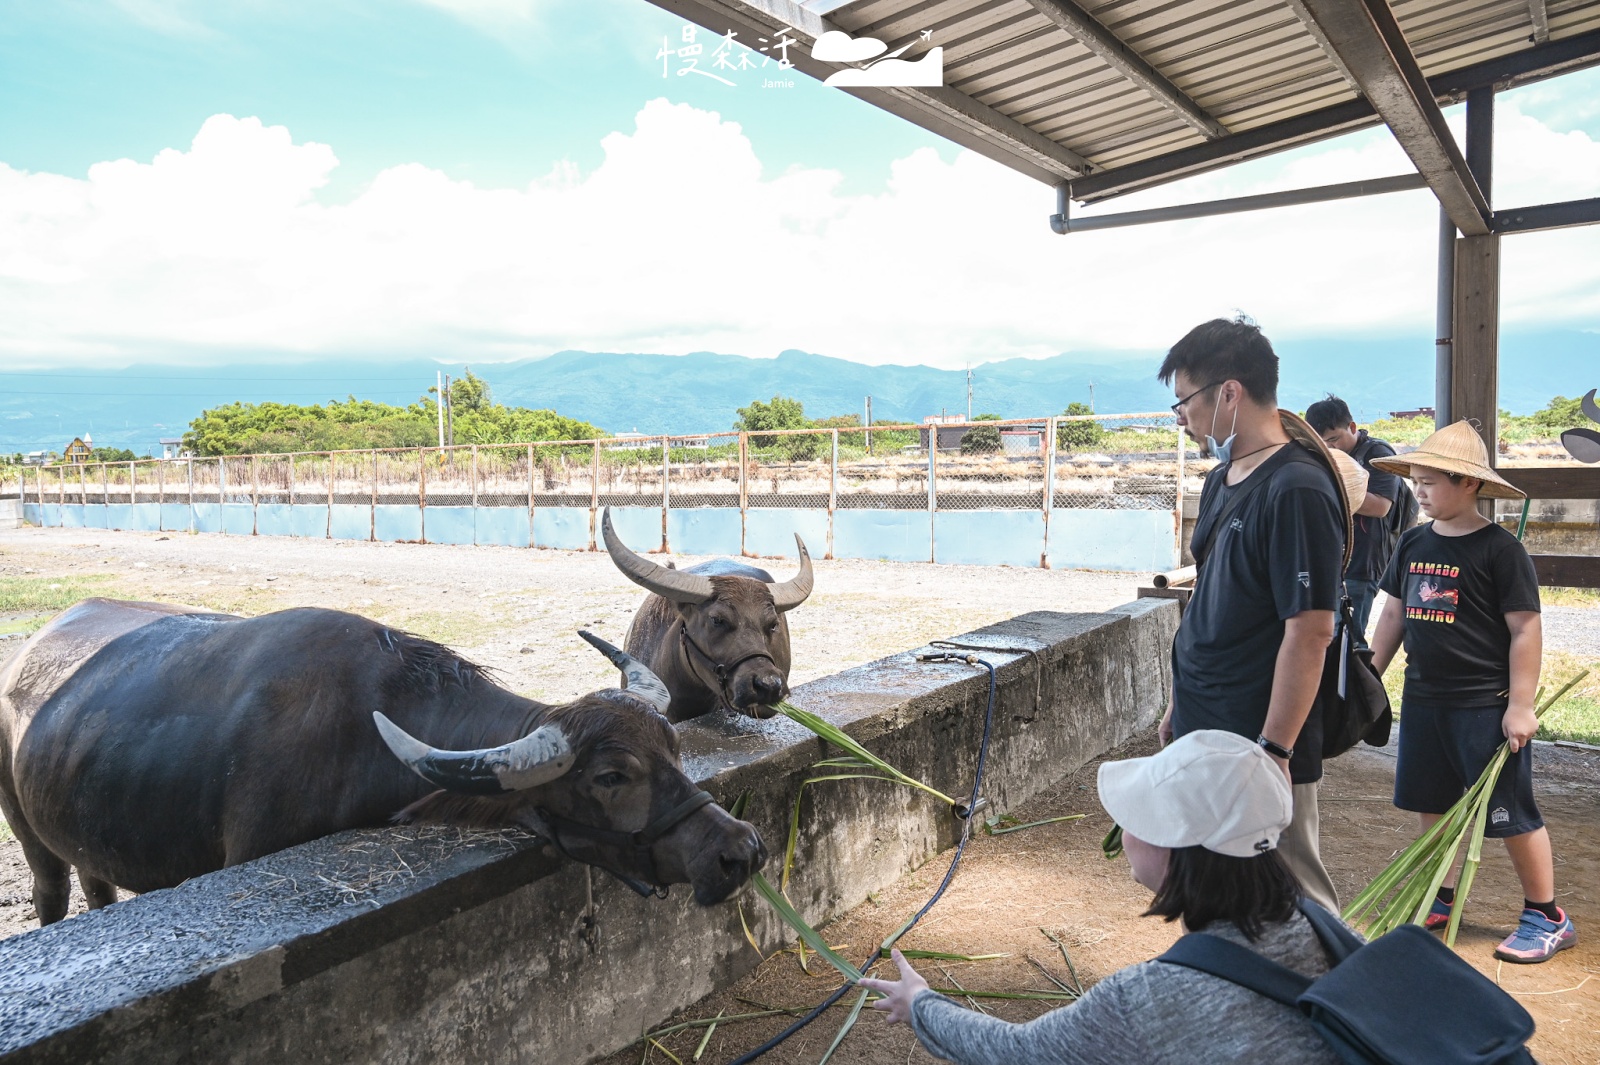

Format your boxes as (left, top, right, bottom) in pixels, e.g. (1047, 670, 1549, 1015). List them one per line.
(2, 413, 1197, 570)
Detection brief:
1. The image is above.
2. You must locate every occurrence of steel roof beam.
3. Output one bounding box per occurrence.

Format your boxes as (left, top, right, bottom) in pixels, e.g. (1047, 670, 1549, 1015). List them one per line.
(1071, 29, 1600, 203)
(1295, 0, 1490, 234)
(1019, 0, 1230, 138)
(647, 0, 1097, 180)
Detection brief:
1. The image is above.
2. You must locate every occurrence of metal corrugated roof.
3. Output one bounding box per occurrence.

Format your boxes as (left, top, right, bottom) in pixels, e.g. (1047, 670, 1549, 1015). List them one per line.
(644, 0, 1600, 217)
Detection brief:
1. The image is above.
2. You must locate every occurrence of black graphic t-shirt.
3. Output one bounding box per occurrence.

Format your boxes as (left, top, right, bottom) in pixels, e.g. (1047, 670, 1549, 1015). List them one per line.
(1379, 522, 1541, 705)
(1172, 442, 1346, 784)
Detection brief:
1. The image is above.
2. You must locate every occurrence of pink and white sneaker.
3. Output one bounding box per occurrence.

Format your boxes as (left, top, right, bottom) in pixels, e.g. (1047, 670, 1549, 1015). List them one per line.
(1494, 907, 1577, 964)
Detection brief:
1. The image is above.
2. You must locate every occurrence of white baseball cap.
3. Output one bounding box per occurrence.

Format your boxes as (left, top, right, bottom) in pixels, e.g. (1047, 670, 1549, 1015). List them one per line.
(1097, 730, 1293, 858)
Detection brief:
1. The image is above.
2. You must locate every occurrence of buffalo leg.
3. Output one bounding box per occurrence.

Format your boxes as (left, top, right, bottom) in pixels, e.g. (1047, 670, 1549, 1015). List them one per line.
(0, 802, 72, 925)
(79, 872, 118, 909)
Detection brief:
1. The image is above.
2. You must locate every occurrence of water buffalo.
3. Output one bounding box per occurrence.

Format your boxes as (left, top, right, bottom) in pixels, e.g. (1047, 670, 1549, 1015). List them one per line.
(601, 509, 813, 722)
(0, 598, 765, 926)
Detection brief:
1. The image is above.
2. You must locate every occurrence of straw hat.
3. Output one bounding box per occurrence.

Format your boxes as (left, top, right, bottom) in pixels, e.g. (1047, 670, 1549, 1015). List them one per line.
(1279, 409, 1358, 569)
(1369, 420, 1526, 499)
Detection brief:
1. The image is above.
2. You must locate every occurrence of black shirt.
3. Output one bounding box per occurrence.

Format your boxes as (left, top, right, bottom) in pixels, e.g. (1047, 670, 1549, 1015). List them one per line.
(1379, 522, 1541, 706)
(1346, 431, 1403, 581)
(1172, 442, 1347, 784)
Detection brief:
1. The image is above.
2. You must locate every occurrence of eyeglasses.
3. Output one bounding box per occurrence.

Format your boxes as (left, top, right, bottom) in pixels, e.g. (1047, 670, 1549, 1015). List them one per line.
(1170, 381, 1223, 415)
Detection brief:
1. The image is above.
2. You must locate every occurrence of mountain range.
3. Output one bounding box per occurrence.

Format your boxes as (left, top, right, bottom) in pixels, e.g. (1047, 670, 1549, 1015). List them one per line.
(4, 329, 1595, 455)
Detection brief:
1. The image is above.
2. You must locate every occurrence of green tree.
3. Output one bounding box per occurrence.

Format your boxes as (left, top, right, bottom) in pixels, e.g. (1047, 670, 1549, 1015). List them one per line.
(961, 423, 1002, 454)
(449, 368, 493, 413)
(735, 395, 820, 461)
(90, 447, 137, 462)
(1057, 401, 1105, 451)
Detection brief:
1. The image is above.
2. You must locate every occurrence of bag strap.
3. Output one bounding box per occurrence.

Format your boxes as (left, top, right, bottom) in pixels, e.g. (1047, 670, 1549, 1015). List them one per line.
(1157, 932, 1313, 1007)
(1297, 899, 1364, 964)
(1193, 462, 1275, 566)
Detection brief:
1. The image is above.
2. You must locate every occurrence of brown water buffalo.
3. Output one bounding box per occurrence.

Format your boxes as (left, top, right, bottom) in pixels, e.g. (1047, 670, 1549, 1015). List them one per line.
(0, 598, 765, 926)
(601, 509, 813, 722)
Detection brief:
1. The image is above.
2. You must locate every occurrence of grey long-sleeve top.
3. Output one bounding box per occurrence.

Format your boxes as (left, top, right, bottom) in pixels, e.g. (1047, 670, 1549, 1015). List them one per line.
(909, 911, 1345, 1065)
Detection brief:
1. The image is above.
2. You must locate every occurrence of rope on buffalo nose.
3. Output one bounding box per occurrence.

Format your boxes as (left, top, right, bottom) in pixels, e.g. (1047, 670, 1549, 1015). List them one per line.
(725, 651, 1000, 1065)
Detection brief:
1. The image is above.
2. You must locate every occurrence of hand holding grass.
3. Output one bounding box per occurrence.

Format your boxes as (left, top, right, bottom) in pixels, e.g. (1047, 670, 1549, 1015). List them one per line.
(859, 949, 929, 1025)
(1501, 703, 1537, 753)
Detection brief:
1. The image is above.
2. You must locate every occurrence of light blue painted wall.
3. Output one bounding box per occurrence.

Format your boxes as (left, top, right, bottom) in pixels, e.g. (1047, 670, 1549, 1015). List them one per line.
(329, 505, 372, 542)
(21, 494, 1174, 572)
(475, 507, 530, 547)
(935, 511, 1045, 567)
(834, 510, 932, 563)
(161, 504, 191, 531)
(745, 508, 828, 560)
(221, 504, 256, 536)
(374, 505, 422, 543)
(533, 507, 591, 551)
(193, 503, 223, 534)
(1047, 510, 1178, 572)
(607, 507, 663, 553)
(423, 506, 475, 545)
(255, 504, 293, 537)
(130, 504, 162, 532)
(666, 508, 742, 557)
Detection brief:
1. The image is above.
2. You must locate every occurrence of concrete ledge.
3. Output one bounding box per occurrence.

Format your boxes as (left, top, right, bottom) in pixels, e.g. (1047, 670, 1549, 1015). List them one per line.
(0, 601, 1178, 1064)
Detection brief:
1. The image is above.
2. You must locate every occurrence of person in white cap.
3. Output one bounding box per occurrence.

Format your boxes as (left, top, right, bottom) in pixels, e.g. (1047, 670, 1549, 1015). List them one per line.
(859, 731, 1351, 1065)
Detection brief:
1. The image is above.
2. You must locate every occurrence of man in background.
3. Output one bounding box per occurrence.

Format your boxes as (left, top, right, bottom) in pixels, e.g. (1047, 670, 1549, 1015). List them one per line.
(1306, 396, 1414, 647)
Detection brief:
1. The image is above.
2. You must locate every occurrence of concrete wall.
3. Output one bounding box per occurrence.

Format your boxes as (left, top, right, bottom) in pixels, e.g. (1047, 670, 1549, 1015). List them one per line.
(20, 501, 1180, 572)
(0, 601, 1178, 1065)
(0, 499, 20, 530)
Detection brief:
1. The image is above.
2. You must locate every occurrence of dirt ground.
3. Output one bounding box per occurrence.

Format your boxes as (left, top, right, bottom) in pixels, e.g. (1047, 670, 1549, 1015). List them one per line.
(0, 526, 1144, 938)
(596, 732, 1600, 1065)
(3, 527, 1598, 1065)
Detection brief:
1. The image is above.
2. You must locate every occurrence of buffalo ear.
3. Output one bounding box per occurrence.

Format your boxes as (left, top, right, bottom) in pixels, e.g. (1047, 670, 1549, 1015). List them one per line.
(394, 790, 522, 829)
(666, 561, 677, 570)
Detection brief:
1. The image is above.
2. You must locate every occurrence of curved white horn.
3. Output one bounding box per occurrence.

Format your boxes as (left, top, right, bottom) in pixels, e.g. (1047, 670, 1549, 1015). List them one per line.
(374, 712, 573, 794)
(578, 629, 672, 715)
(769, 534, 814, 612)
(601, 508, 715, 604)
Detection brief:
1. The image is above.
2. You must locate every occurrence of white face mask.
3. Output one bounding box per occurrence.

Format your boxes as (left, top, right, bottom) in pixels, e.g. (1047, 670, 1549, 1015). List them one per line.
(1205, 389, 1239, 463)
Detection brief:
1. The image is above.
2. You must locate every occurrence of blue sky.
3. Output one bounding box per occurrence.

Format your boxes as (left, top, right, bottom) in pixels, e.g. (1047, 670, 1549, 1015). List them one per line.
(0, 0, 1596, 370)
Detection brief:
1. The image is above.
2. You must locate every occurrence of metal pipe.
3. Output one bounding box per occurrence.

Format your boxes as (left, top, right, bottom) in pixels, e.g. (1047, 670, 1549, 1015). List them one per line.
(1051, 173, 1428, 234)
(1435, 206, 1456, 427)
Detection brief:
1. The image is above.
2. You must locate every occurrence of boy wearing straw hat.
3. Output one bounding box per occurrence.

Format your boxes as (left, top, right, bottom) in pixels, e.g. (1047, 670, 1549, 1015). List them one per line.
(1368, 421, 1576, 963)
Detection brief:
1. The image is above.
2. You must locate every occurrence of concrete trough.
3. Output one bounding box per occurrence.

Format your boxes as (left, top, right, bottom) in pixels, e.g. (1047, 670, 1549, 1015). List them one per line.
(0, 601, 1177, 1065)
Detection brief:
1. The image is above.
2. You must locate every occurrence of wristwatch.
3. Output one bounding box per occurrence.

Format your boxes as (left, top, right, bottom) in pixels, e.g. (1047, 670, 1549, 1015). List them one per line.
(1257, 735, 1294, 760)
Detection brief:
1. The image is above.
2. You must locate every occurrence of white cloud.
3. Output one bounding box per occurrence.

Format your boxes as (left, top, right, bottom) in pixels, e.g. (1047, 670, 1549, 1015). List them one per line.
(1, 99, 1596, 368)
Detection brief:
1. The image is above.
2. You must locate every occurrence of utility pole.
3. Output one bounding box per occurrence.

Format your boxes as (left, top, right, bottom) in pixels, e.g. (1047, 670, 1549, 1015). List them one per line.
(865, 396, 873, 454)
(1089, 381, 1095, 413)
(443, 374, 454, 447)
(965, 365, 972, 421)
(436, 371, 445, 448)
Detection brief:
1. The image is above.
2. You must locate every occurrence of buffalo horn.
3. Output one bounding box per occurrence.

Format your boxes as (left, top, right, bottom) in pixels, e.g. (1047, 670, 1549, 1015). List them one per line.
(769, 534, 814, 612)
(601, 508, 715, 604)
(577, 629, 672, 715)
(373, 712, 574, 795)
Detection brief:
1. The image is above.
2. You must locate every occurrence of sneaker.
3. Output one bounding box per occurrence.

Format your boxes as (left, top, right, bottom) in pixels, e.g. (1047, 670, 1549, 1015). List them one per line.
(1494, 908, 1577, 964)
(1424, 895, 1454, 931)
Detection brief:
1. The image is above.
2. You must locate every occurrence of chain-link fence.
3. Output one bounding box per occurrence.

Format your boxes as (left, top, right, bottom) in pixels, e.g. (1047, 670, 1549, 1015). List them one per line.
(16, 415, 1187, 569)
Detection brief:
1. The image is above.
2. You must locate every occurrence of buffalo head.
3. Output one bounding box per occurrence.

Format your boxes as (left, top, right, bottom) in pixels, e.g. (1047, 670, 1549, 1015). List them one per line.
(601, 509, 812, 720)
(374, 632, 766, 905)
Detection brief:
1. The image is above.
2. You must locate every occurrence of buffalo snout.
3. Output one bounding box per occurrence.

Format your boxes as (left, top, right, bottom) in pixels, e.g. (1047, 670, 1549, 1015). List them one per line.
(679, 809, 767, 905)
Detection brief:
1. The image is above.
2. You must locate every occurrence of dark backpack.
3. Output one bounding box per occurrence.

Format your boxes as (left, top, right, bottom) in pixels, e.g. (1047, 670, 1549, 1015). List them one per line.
(1318, 591, 1392, 758)
(1352, 434, 1419, 550)
(1159, 901, 1536, 1065)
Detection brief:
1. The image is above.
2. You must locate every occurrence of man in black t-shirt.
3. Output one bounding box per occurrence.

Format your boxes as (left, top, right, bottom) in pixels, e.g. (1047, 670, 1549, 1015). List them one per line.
(1158, 318, 1347, 911)
(1307, 395, 1411, 648)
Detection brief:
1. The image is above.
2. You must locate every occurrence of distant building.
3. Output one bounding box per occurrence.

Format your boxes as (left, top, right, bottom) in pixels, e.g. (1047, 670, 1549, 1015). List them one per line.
(63, 437, 92, 464)
(23, 451, 52, 466)
(1388, 407, 1435, 420)
(159, 438, 187, 459)
(919, 414, 969, 452)
(607, 430, 653, 450)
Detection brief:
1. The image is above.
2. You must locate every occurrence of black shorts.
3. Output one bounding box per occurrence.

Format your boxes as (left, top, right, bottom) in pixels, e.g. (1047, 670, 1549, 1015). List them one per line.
(1394, 700, 1543, 838)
